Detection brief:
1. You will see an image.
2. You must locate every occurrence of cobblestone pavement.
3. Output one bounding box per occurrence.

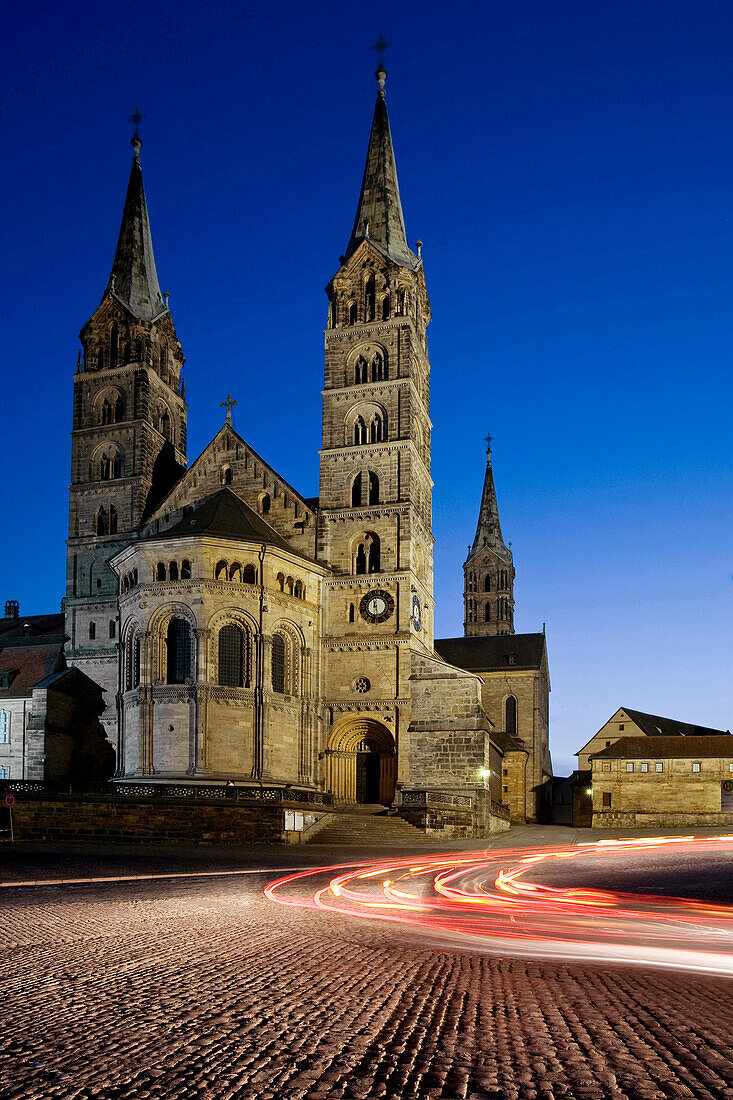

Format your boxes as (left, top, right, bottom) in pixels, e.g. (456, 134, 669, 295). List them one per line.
(4, 840, 733, 1099)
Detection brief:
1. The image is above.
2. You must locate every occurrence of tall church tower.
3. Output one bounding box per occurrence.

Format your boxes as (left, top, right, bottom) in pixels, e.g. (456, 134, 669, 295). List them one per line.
(463, 440, 515, 636)
(318, 65, 434, 801)
(64, 132, 187, 739)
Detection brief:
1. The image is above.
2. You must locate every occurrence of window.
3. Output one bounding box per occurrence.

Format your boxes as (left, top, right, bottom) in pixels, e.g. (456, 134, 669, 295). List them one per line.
(692, 762, 701, 773)
(0, 766, 8, 780)
(95, 510, 107, 536)
(229, 562, 242, 582)
(364, 274, 375, 321)
(355, 357, 368, 384)
(484, 575, 491, 592)
(109, 620, 116, 639)
(602, 762, 611, 771)
(181, 560, 191, 580)
(218, 624, 247, 687)
(369, 414, 384, 443)
(221, 466, 233, 485)
(354, 417, 366, 445)
(368, 471, 379, 504)
(0, 712, 9, 744)
(294, 580, 304, 599)
(260, 493, 271, 514)
(371, 353, 384, 381)
(619, 724, 625, 731)
(655, 762, 664, 772)
(484, 602, 491, 622)
(505, 695, 517, 738)
(348, 302, 357, 325)
(640, 761, 649, 772)
(602, 792, 611, 808)
(109, 506, 118, 534)
(348, 603, 355, 623)
(503, 785, 508, 794)
(606, 741, 611, 746)
(215, 560, 227, 581)
(352, 473, 362, 507)
(498, 570, 509, 590)
(626, 762, 634, 772)
(502, 768, 508, 777)
(354, 533, 380, 575)
(498, 597, 509, 621)
(729, 763, 733, 773)
(89, 622, 96, 640)
(381, 296, 390, 322)
(276, 572, 285, 592)
(157, 562, 167, 582)
(242, 564, 256, 584)
(169, 561, 179, 582)
(166, 618, 192, 684)
(272, 634, 286, 694)
(109, 322, 119, 369)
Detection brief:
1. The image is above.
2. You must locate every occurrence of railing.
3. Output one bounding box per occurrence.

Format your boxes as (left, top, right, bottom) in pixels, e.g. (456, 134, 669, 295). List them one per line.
(491, 800, 511, 821)
(0, 779, 333, 807)
(400, 790, 474, 809)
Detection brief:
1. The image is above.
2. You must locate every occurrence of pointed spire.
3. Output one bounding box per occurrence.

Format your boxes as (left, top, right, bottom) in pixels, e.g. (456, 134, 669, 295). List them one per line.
(344, 67, 419, 270)
(106, 133, 166, 322)
(469, 437, 512, 562)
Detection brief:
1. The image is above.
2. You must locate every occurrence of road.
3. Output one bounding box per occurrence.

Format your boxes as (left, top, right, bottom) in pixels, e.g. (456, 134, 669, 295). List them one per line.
(3, 829, 733, 1099)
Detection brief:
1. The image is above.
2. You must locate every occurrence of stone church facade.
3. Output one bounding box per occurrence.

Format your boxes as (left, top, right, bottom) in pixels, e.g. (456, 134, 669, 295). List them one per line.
(61, 68, 552, 832)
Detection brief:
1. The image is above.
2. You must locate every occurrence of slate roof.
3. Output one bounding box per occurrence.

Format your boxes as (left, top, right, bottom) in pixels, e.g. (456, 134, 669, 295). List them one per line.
(594, 735, 733, 760)
(107, 149, 167, 321)
(0, 644, 65, 699)
(148, 488, 317, 563)
(344, 79, 419, 270)
(434, 633, 546, 673)
(0, 613, 65, 646)
(619, 708, 728, 738)
(467, 449, 512, 565)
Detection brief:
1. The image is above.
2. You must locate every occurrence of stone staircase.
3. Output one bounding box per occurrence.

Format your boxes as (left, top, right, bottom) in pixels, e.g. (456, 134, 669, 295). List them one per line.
(307, 805, 441, 847)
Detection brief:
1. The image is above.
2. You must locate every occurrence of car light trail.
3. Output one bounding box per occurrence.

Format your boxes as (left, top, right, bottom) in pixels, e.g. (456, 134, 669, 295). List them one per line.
(264, 835, 733, 975)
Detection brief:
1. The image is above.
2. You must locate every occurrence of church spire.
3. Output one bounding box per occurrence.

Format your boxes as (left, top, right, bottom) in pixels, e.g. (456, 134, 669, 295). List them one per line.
(344, 65, 419, 270)
(469, 438, 512, 562)
(106, 133, 166, 322)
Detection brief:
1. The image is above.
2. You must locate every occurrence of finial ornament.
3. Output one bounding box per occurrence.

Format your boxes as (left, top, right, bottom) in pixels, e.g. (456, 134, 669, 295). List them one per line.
(129, 107, 144, 160)
(220, 394, 238, 422)
(485, 432, 494, 455)
(372, 34, 389, 94)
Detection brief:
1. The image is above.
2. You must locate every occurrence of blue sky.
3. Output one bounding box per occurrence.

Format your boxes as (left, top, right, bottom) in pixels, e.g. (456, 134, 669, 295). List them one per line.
(2, 0, 732, 773)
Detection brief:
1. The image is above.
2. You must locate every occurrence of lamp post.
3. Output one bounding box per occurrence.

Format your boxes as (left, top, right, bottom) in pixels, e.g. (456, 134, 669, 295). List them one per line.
(252, 544, 267, 780)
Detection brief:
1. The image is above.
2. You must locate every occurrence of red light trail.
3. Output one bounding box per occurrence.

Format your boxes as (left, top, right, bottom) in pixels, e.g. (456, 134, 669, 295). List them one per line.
(265, 835, 733, 975)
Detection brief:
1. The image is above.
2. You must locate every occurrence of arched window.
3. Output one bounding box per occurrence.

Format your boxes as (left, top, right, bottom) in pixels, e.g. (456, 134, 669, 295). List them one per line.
(101, 399, 113, 425)
(109, 620, 116, 639)
(371, 353, 383, 381)
(219, 624, 246, 687)
(354, 417, 366, 445)
(349, 603, 355, 623)
(484, 602, 491, 622)
(369, 414, 384, 443)
(294, 580, 303, 599)
(355, 357, 368, 384)
(354, 533, 380, 574)
(136, 336, 144, 361)
(397, 289, 406, 315)
(221, 466, 232, 485)
(368, 471, 379, 504)
(355, 544, 367, 574)
(505, 695, 517, 737)
(169, 561, 179, 582)
(156, 563, 166, 581)
(126, 633, 141, 690)
(229, 562, 242, 582)
(109, 323, 118, 370)
(286, 576, 294, 595)
(96, 347, 104, 371)
(484, 575, 491, 592)
(272, 634, 286, 694)
(260, 493, 271, 514)
(498, 597, 509, 620)
(498, 570, 509, 590)
(381, 296, 390, 321)
(352, 473, 362, 507)
(123, 341, 131, 364)
(100, 454, 111, 480)
(276, 572, 285, 592)
(364, 274, 375, 321)
(109, 506, 118, 534)
(160, 409, 171, 441)
(112, 452, 123, 479)
(348, 301, 357, 325)
(242, 564, 256, 584)
(166, 618, 192, 684)
(114, 395, 124, 422)
(95, 510, 107, 536)
(181, 560, 191, 580)
(89, 621, 96, 640)
(215, 560, 227, 581)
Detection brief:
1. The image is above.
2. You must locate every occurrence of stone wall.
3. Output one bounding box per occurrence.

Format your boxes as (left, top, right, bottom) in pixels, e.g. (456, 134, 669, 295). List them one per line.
(11, 797, 283, 845)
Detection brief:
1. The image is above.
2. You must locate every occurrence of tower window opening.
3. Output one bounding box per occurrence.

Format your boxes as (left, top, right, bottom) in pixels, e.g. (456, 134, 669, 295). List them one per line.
(221, 466, 232, 485)
(355, 357, 368, 384)
(166, 618, 192, 684)
(276, 572, 285, 592)
(109, 323, 119, 370)
(218, 623, 247, 688)
(89, 621, 96, 640)
(368, 471, 379, 504)
(371, 353, 384, 381)
(109, 620, 116, 639)
(484, 574, 491, 592)
(381, 296, 390, 321)
(349, 603, 355, 623)
(229, 562, 242, 582)
(498, 596, 509, 621)
(354, 417, 366, 445)
(260, 492, 271, 514)
(272, 634, 286, 694)
(364, 274, 375, 321)
(505, 695, 517, 737)
(352, 473, 362, 507)
(498, 570, 508, 590)
(169, 561, 179, 582)
(156, 562, 167, 582)
(242, 564, 256, 584)
(484, 601, 491, 622)
(348, 301, 357, 325)
(181, 559, 191, 580)
(109, 505, 118, 534)
(369, 414, 384, 443)
(215, 560, 227, 581)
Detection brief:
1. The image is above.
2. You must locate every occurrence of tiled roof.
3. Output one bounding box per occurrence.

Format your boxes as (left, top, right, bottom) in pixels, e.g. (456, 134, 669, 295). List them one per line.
(0, 644, 65, 699)
(434, 633, 546, 673)
(0, 613, 65, 646)
(593, 735, 733, 760)
(620, 708, 728, 738)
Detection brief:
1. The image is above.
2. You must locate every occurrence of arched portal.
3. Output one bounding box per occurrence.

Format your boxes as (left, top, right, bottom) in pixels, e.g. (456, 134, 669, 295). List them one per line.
(326, 718, 396, 805)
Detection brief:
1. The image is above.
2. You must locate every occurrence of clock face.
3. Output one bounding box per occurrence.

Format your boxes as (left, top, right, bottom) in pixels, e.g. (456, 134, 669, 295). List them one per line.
(412, 594, 422, 631)
(360, 589, 395, 624)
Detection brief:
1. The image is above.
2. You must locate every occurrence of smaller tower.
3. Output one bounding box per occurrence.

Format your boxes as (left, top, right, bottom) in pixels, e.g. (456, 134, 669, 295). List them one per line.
(463, 438, 515, 636)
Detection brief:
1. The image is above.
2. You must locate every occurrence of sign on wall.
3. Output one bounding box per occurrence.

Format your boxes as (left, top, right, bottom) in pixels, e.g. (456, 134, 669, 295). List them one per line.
(721, 780, 733, 811)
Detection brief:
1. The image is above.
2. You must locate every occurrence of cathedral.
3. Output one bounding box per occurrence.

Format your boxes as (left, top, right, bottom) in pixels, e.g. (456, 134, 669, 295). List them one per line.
(56, 66, 552, 833)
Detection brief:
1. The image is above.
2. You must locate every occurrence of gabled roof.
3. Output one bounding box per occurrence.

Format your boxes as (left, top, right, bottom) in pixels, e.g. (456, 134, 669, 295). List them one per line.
(344, 73, 419, 271)
(106, 144, 167, 322)
(619, 708, 729, 738)
(0, 644, 65, 699)
(466, 447, 512, 565)
(434, 633, 546, 673)
(594, 735, 733, 760)
(0, 613, 65, 646)
(147, 488, 317, 563)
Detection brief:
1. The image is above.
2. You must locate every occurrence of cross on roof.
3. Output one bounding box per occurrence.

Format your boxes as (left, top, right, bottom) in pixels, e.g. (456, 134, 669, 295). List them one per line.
(371, 34, 390, 66)
(129, 107, 144, 136)
(221, 394, 238, 422)
(485, 432, 494, 454)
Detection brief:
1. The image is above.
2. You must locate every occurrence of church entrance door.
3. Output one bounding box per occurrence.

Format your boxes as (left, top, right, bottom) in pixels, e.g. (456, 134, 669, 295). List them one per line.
(355, 739, 381, 803)
(326, 718, 397, 805)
